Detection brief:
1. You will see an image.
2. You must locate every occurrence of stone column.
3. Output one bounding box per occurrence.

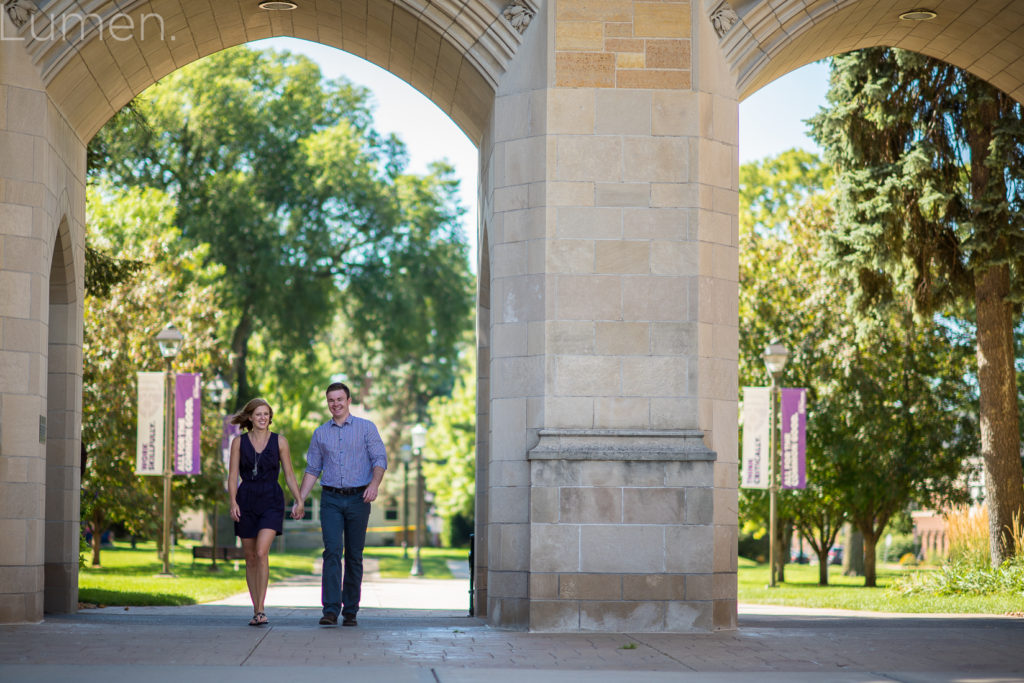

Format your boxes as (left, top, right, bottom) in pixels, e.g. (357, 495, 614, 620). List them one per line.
(0, 12, 86, 622)
(481, 0, 737, 631)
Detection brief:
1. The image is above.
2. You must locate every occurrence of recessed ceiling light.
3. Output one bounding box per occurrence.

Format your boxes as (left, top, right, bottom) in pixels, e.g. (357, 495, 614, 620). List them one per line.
(899, 8, 937, 21)
(258, 1, 298, 9)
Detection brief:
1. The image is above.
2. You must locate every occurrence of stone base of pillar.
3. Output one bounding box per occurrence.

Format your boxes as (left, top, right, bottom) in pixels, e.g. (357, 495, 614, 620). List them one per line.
(523, 429, 719, 632)
(43, 562, 78, 614)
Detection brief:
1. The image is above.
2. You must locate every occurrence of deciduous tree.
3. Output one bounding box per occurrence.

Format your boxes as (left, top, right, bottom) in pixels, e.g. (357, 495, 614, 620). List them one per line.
(82, 182, 228, 565)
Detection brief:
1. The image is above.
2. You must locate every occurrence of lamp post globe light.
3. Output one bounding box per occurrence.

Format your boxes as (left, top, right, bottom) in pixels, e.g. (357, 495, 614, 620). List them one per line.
(762, 341, 788, 588)
(410, 424, 428, 577)
(203, 374, 231, 571)
(155, 323, 184, 576)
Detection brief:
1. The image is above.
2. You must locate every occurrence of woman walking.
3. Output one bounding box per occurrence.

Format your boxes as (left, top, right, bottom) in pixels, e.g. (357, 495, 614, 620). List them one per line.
(228, 398, 303, 626)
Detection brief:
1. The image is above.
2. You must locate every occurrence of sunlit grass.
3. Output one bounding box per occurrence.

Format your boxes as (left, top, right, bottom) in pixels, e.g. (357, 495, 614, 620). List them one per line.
(738, 558, 1024, 614)
(79, 540, 319, 606)
(79, 541, 468, 606)
(84, 542, 1020, 614)
(364, 545, 470, 579)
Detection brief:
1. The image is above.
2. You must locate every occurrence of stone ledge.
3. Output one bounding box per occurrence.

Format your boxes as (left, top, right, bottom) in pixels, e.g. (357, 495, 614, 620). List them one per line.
(528, 428, 716, 461)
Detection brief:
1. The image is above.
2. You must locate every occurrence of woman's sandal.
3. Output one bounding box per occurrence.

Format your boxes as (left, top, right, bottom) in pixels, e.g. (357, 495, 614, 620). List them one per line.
(249, 612, 268, 626)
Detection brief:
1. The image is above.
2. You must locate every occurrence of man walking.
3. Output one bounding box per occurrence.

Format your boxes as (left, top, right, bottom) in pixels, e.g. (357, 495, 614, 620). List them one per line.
(294, 382, 387, 626)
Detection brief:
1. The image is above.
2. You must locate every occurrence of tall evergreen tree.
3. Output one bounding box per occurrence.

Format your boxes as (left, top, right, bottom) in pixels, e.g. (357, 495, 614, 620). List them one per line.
(809, 48, 1024, 565)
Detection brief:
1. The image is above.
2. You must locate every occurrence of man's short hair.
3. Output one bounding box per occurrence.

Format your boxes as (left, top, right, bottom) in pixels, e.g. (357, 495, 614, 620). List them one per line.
(326, 381, 351, 399)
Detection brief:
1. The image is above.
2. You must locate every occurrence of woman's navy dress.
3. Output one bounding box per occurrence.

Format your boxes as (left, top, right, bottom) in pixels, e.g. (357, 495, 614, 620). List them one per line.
(234, 432, 285, 538)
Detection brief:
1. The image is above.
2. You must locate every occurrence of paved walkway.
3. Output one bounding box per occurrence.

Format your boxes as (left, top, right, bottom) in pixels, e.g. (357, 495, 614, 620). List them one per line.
(1, 565, 1021, 683)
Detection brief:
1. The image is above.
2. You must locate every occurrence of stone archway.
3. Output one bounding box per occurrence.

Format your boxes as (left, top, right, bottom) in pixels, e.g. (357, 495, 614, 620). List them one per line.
(45, 215, 81, 615)
(0, 0, 1022, 630)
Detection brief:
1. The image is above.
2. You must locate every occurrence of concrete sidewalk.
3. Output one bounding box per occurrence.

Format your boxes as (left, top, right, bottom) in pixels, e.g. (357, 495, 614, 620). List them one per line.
(1, 568, 1021, 683)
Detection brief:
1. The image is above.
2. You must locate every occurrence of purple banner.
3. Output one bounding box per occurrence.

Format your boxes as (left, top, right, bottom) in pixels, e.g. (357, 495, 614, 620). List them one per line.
(222, 415, 241, 470)
(174, 373, 202, 475)
(780, 387, 807, 489)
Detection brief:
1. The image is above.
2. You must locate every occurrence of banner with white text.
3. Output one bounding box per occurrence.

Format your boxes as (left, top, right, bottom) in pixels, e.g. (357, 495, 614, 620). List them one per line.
(741, 387, 771, 489)
(135, 372, 164, 475)
(780, 387, 807, 489)
(174, 373, 202, 475)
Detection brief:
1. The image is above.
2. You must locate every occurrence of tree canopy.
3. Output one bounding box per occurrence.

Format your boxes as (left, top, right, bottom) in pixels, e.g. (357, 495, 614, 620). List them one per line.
(82, 181, 228, 564)
(740, 149, 978, 585)
(89, 45, 474, 421)
(83, 44, 476, 552)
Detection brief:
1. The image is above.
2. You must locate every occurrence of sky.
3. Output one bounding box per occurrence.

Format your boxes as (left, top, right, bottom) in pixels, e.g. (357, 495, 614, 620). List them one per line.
(257, 37, 831, 262)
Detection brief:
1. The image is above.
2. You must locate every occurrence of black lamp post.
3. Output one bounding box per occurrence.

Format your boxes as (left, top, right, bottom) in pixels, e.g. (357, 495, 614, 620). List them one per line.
(410, 424, 427, 576)
(763, 340, 789, 588)
(155, 323, 183, 576)
(203, 374, 230, 571)
(400, 444, 411, 558)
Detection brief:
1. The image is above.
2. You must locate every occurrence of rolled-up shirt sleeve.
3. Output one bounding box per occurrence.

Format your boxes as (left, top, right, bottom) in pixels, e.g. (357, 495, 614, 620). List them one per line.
(366, 421, 388, 472)
(304, 426, 324, 479)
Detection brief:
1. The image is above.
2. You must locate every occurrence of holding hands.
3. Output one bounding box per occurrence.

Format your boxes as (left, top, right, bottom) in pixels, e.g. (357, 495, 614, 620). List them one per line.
(291, 500, 305, 520)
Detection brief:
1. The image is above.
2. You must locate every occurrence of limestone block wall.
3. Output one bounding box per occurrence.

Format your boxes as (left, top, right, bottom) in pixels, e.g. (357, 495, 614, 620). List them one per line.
(0, 19, 86, 622)
(692, 1, 740, 630)
(480, 0, 739, 631)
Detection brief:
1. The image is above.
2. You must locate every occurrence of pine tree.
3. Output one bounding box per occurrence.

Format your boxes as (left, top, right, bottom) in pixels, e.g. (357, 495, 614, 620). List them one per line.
(809, 48, 1024, 565)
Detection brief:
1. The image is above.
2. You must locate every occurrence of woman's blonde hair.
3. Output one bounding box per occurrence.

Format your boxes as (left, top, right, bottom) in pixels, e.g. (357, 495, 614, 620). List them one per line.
(229, 398, 273, 431)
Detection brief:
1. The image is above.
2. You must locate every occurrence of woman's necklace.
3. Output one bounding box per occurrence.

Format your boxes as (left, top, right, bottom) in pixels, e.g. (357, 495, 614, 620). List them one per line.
(250, 430, 269, 476)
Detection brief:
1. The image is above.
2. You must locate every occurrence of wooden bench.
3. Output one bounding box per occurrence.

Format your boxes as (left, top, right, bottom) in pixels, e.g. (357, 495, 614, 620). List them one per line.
(192, 545, 247, 564)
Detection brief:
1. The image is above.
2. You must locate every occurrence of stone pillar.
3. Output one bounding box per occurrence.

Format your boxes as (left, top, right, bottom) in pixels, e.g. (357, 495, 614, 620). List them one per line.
(0, 13, 86, 622)
(481, 0, 738, 631)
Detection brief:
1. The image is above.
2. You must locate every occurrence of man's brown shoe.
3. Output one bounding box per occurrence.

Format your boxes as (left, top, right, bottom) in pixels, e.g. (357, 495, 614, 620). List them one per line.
(318, 613, 337, 626)
(342, 615, 357, 627)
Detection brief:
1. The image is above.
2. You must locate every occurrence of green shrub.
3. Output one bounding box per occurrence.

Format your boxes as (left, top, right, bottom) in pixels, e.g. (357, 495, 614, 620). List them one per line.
(891, 557, 1024, 596)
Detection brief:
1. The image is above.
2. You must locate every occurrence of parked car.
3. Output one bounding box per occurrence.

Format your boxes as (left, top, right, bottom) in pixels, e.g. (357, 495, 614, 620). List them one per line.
(828, 545, 843, 566)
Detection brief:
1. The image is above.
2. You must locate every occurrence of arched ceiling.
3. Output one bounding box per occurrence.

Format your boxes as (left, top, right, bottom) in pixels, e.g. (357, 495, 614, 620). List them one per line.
(8, 0, 530, 143)
(708, 0, 1024, 103)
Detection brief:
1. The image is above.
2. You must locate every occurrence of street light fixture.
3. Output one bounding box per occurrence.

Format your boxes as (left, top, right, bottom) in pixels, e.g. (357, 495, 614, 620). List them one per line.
(762, 340, 789, 588)
(203, 374, 231, 571)
(410, 424, 427, 577)
(155, 323, 184, 576)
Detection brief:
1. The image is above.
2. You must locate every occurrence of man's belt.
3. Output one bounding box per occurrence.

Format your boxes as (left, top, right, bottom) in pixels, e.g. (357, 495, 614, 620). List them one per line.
(322, 484, 367, 496)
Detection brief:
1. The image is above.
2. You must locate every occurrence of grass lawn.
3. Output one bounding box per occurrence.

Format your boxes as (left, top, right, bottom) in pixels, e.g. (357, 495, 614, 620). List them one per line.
(82, 543, 1019, 615)
(79, 541, 470, 607)
(737, 557, 1024, 615)
(364, 546, 470, 579)
(79, 541, 321, 606)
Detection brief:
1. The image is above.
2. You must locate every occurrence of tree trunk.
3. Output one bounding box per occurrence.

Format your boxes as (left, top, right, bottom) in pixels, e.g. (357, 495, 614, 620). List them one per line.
(966, 88, 1024, 567)
(862, 530, 878, 587)
(90, 509, 103, 567)
(843, 525, 864, 576)
(974, 264, 1024, 565)
(230, 308, 253, 409)
(774, 518, 792, 583)
(817, 549, 829, 585)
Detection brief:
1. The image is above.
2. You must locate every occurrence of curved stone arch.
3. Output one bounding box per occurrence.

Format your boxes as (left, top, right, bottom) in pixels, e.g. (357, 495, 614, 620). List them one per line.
(474, 222, 491, 616)
(9, 0, 533, 143)
(47, 189, 80, 301)
(44, 212, 82, 614)
(706, 0, 1024, 102)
